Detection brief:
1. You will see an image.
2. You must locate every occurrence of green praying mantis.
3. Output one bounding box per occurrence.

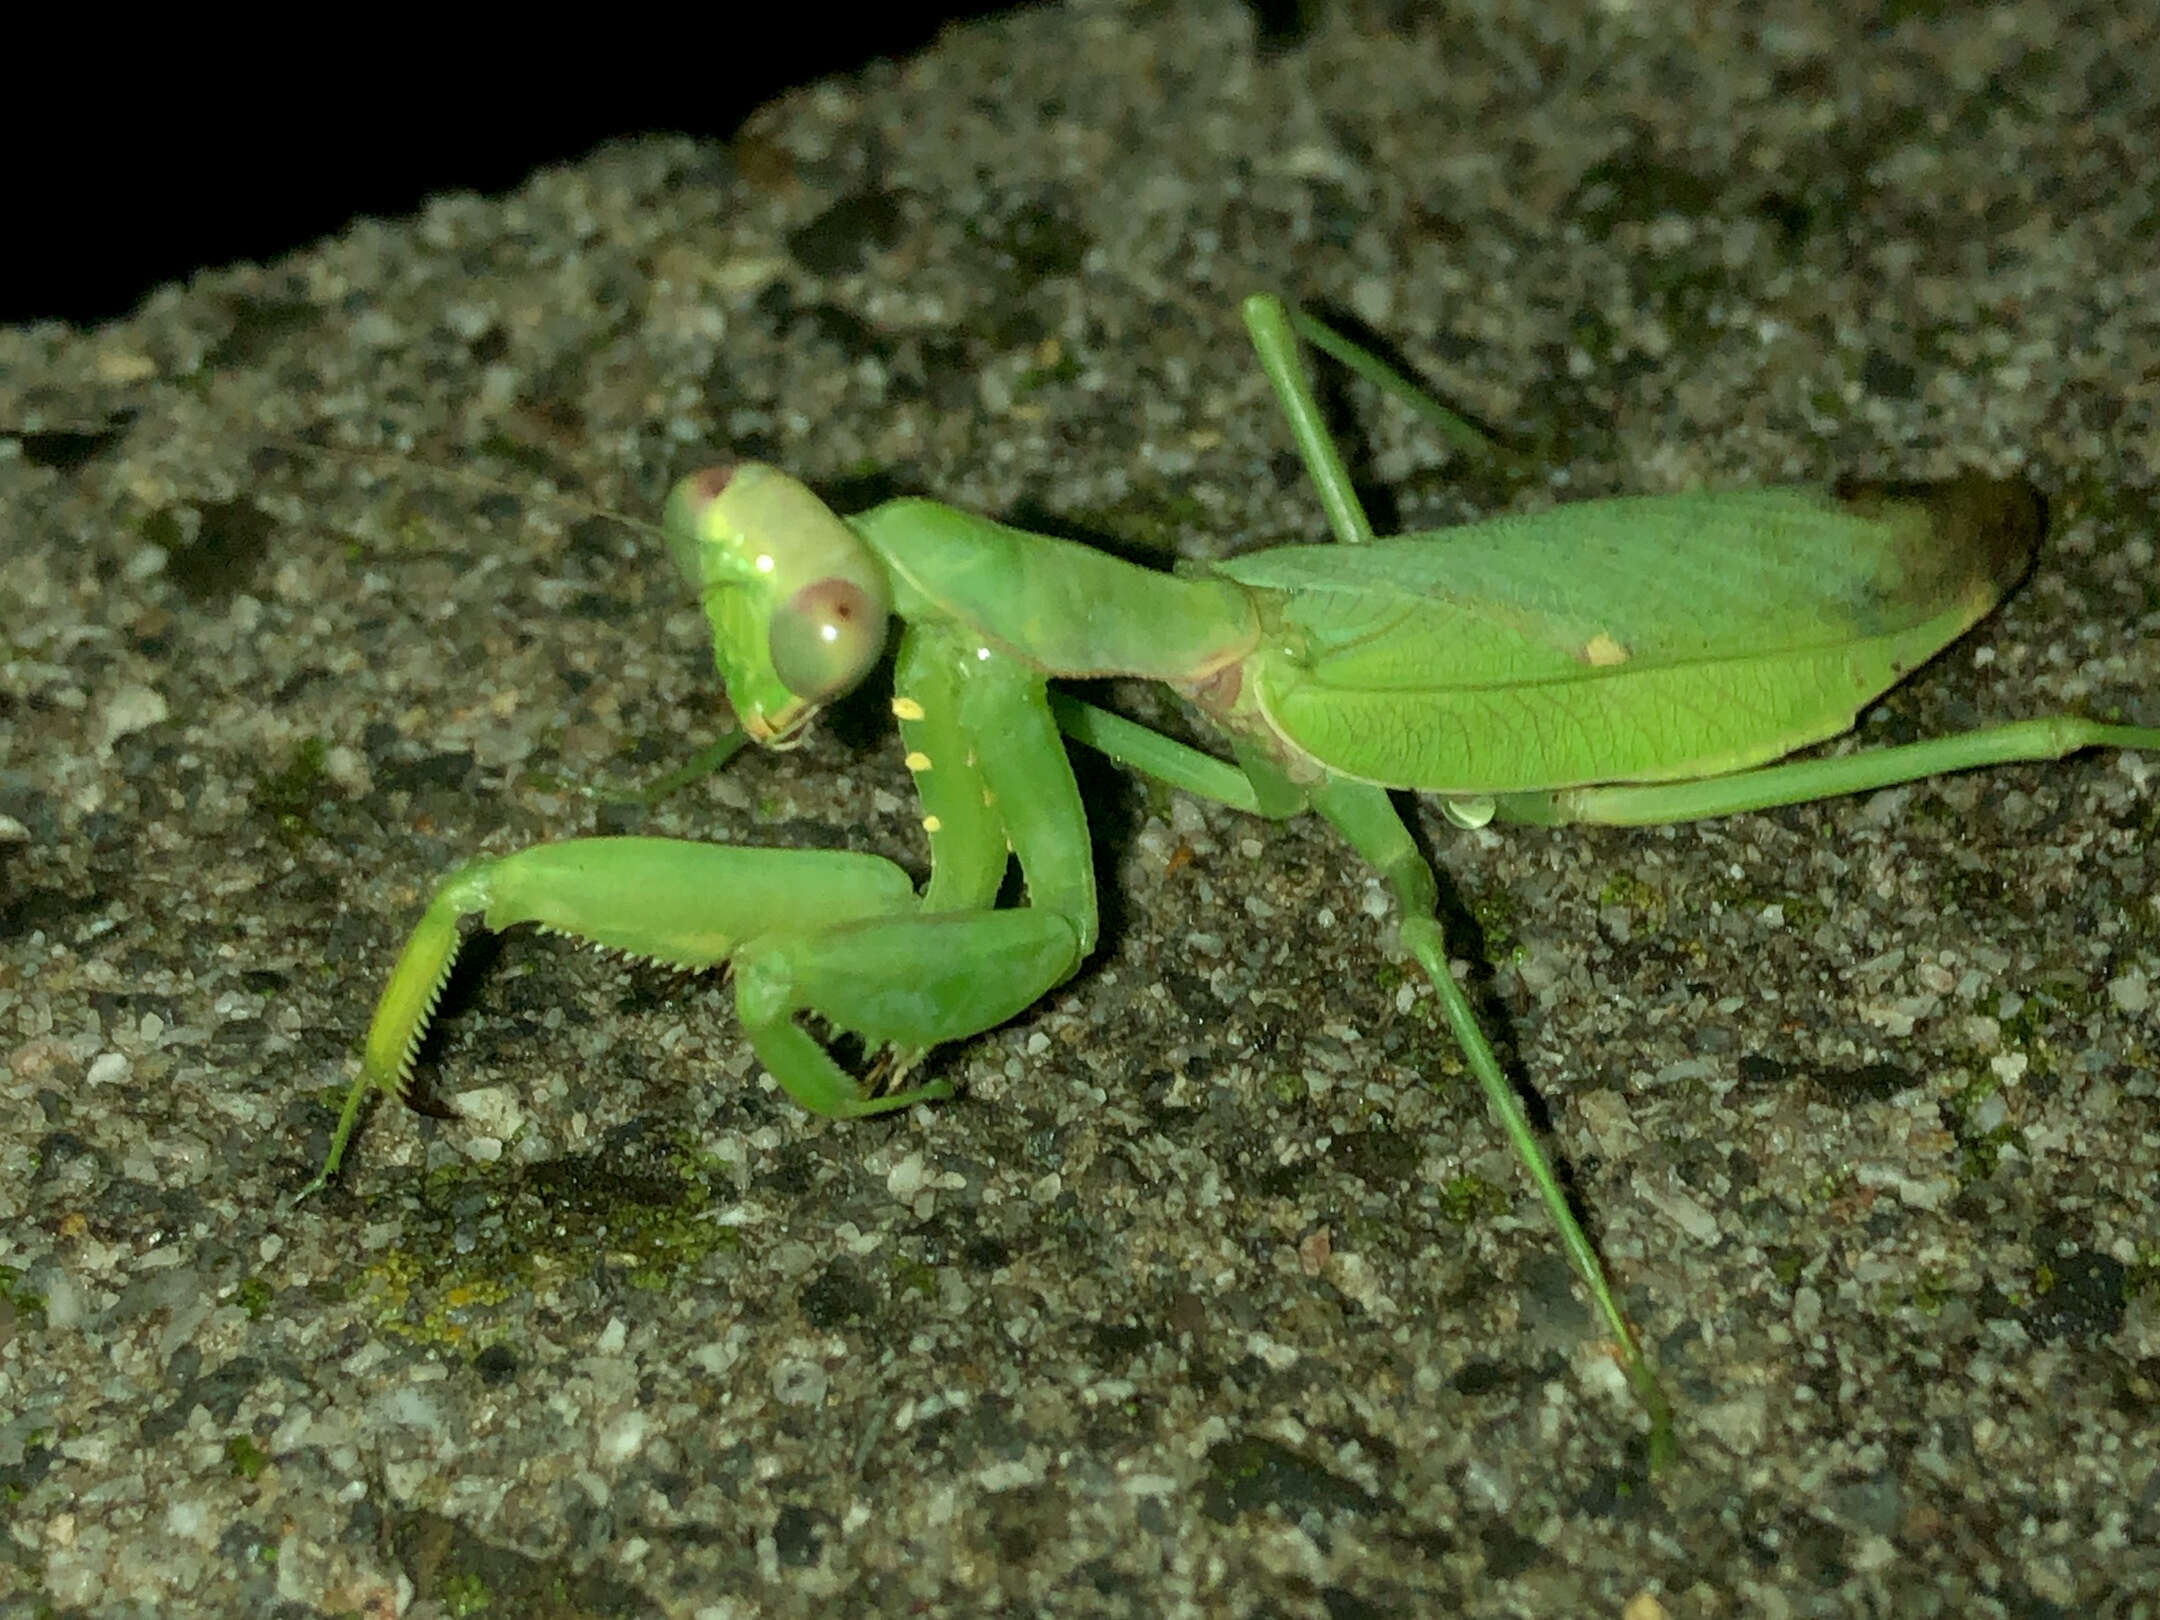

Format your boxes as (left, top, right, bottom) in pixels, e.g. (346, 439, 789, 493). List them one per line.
(298, 293, 2160, 1470)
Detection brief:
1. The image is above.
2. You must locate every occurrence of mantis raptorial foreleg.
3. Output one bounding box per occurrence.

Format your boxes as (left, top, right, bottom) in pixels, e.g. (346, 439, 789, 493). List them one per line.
(302, 576, 1098, 1200)
(734, 621, 1094, 1111)
(298, 840, 922, 1197)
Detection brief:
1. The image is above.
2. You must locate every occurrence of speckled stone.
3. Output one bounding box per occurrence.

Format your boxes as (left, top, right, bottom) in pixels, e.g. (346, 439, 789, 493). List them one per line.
(3, 3, 2157, 1616)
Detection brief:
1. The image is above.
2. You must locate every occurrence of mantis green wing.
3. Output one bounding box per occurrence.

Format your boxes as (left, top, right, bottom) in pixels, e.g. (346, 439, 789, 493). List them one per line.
(1216, 478, 2038, 793)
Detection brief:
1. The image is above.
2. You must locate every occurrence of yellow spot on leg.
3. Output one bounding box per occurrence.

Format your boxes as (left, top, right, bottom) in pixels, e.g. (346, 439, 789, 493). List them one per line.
(921, 815, 943, 833)
(891, 696, 926, 721)
(904, 751, 932, 772)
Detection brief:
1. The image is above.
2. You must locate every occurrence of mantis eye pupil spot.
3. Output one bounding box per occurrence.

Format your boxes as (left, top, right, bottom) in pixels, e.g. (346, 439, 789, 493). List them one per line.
(769, 578, 888, 702)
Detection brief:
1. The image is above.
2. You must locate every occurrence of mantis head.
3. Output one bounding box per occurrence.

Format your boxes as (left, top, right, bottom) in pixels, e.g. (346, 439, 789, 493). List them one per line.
(661, 463, 893, 745)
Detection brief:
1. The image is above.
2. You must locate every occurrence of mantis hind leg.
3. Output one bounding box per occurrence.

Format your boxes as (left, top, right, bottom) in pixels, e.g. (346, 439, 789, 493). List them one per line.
(1492, 717, 2160, 827)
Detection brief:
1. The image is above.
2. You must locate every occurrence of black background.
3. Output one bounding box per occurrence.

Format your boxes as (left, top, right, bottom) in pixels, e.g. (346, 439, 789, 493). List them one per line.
(5, 5, 1029, 328)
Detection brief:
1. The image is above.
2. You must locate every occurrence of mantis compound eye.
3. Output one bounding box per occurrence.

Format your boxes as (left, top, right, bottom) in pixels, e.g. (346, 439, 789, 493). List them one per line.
(660, 465, 738, 591)
(768, 577, 889, 702)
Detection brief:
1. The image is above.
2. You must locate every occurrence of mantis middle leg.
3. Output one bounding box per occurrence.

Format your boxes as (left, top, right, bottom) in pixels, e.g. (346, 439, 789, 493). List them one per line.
(1169, 295, 1679, 1461)
(1054, 651, 1683, 1462)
